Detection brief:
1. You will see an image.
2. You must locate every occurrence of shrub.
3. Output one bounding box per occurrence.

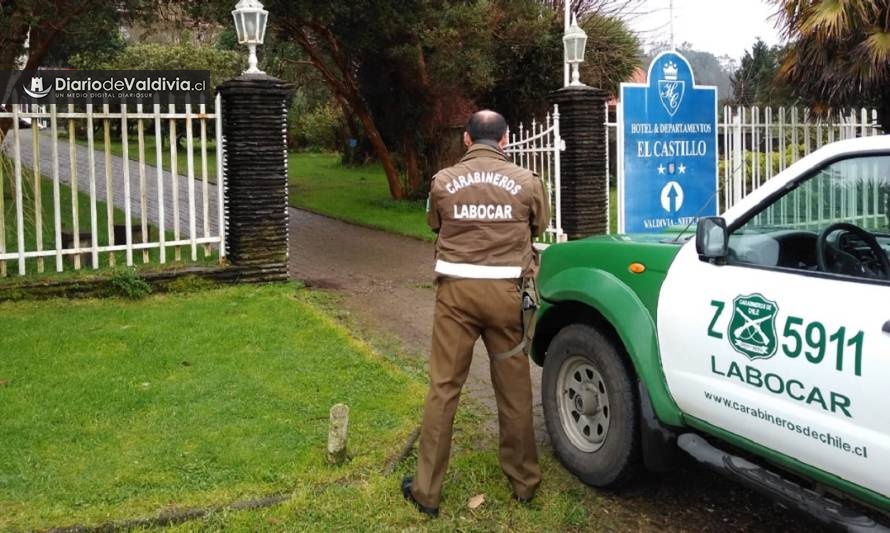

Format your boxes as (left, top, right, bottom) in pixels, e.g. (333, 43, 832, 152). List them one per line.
(110, 268, 152, 299)
(289, 102, 343, 152)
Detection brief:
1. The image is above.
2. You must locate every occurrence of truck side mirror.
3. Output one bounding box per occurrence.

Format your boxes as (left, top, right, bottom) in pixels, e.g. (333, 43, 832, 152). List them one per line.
(696, 217, 728, 263)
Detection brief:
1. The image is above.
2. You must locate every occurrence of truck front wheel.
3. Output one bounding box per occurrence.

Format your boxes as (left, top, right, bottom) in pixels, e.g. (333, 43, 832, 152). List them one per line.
(542, 324, 641, 487)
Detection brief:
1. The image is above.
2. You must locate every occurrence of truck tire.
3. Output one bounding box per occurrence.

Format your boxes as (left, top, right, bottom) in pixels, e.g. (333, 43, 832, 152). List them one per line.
(542, 323, 641, 488)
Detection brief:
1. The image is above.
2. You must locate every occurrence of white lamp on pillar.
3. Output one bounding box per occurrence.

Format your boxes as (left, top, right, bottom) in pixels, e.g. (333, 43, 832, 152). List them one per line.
(563, 16, 588, 86)
(232, 0, 269, 74)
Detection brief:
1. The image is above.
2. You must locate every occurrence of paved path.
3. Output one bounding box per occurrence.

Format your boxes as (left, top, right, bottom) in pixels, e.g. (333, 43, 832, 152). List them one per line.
(4, 128, 220, 237)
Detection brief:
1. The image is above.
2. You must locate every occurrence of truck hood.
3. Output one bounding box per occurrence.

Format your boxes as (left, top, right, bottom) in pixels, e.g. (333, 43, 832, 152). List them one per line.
(538, 233, 687, 319)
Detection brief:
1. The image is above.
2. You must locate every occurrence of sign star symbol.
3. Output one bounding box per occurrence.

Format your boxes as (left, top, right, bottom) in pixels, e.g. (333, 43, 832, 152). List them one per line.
(678, 163, 687, 174)
(657, 164, 666, 175)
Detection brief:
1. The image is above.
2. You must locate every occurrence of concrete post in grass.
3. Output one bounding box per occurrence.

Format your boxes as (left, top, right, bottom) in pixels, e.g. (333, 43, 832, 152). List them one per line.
(327, 403, 350, 465)
(548, 85, 610, 238)
(218, 74, 293, 281)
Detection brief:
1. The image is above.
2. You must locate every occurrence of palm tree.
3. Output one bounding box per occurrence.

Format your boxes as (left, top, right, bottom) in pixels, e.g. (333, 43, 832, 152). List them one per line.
(772, 0, 890, 130)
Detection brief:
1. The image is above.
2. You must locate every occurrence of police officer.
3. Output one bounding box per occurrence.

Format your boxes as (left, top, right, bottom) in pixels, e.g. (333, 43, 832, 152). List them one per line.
(402, 110, 548, 517)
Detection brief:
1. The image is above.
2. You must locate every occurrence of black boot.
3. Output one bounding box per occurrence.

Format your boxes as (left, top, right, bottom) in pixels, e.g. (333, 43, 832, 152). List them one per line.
(401, 476, 439, 518)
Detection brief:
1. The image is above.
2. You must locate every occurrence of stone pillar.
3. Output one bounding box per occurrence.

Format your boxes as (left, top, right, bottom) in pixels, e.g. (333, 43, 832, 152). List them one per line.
(548, 85, 610, 239)
(219, 74, 293, 281)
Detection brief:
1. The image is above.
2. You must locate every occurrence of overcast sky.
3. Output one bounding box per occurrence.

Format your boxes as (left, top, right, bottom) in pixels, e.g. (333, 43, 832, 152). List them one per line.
(626, 0, 784, 59)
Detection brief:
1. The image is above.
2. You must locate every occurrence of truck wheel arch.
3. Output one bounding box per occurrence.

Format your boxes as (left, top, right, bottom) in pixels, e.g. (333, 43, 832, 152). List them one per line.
(535, 267, 684, 427)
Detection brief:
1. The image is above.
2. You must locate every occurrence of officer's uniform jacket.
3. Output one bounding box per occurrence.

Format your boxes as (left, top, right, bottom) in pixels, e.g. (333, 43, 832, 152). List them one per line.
(428, 143, 549, 279)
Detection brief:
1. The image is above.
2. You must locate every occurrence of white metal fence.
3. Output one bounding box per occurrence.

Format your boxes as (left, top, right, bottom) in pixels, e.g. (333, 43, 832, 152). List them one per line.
(721, 106, 883, 212)
(18, 103, 47, 129)
(505, 105, 566, 243)
(0, 99, 225, 277)
(605, 104, 884, 232)
(750, 154, 890, 232)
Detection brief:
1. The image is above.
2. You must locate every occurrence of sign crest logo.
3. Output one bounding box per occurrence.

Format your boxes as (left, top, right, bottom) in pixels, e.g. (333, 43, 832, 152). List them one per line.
(657, 61, 684, 117)
(728, 294, 779, 360)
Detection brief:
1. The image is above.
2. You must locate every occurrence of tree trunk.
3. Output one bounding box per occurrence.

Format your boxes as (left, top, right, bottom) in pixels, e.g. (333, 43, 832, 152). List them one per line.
(402, 133, 424, 198)
(349, 98, 404, 199)
(286, 22, 406, 200)
(334, 95, 368, 167)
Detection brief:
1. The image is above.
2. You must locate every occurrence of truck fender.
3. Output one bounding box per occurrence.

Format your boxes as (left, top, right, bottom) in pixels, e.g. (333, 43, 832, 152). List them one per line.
(537, 267, 684, 427)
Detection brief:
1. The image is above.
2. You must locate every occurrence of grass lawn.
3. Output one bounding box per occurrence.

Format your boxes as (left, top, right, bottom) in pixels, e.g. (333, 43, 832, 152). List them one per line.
(289, 153, 434, 241)
(289, 153, 619, 241)
(0, 284, 628, 531)
(164, 419, 613, 533)
(0, 284, 424, 530)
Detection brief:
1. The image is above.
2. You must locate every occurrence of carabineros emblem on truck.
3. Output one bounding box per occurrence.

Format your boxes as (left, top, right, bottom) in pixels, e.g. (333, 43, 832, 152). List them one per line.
(728, 294, 779, 360)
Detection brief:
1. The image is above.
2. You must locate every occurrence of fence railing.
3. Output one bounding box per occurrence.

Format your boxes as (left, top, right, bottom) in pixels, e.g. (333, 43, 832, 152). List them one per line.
(750, 157, 889, 232)
(0, 98, 225, 276)
(18, 103, 48, 129)
(722, 106, 883, 213)
(605, 104, 884, 232)
(505, 105, 566, 244)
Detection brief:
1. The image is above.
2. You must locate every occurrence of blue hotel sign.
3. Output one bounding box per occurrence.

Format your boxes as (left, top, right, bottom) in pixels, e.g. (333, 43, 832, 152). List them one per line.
(618, 51, 718, 233)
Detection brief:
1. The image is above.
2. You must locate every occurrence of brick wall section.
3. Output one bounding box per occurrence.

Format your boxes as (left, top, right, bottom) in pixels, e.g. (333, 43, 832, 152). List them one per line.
(548, 85, 610, 238)
(219, 74, 293, 281)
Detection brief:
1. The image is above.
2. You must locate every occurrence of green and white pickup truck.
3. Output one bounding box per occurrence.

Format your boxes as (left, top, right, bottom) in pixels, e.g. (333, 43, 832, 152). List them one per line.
(532, 136, 890, 530)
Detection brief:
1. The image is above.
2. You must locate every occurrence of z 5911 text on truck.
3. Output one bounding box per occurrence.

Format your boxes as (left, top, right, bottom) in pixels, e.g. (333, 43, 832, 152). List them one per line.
(532, 136, 890, 531)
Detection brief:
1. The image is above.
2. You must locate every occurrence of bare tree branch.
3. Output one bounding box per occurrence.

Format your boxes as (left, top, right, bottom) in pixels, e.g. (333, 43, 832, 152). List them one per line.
(540, 0, 657, 22)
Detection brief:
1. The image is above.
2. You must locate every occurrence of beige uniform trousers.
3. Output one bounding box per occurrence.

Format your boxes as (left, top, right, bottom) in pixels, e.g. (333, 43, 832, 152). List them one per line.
(411, 277, 541, 508)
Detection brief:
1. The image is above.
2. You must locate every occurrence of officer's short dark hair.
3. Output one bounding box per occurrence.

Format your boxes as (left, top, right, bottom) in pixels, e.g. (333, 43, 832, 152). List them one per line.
(466, 110, 508, 143)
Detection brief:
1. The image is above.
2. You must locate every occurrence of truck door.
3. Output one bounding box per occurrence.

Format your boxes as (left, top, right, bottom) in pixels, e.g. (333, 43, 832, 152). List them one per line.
(657, 153, 890, 499)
